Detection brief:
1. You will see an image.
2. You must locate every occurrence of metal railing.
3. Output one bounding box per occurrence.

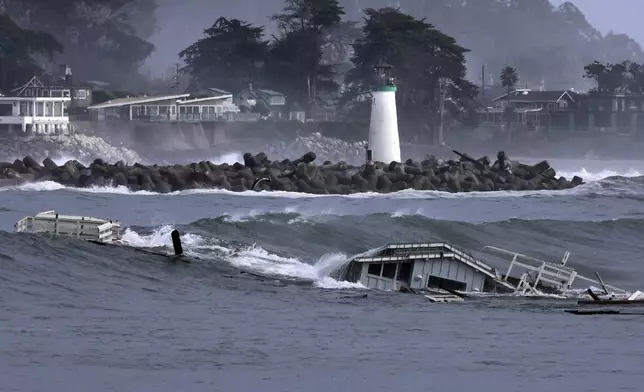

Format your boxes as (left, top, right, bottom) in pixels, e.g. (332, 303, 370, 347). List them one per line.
(14, 210, 120, 243)
(131, 112, 262, 123)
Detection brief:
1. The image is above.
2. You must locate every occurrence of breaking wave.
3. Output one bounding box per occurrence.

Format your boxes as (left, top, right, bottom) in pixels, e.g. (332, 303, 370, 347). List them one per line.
(99, 213, 644, 290)
(2, 210, 644, 297)
(119, 224, 365, 290)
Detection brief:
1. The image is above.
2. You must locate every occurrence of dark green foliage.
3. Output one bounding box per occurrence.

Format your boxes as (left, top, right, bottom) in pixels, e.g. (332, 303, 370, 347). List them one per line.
(344, 0, 644, 89)
(179, 0, 346, 110)
(266, 0, 345, 107)
(583, 61, 644, 94)
(500, 67, 519, 92)
(272, 0, 344, 32)
(264, 28, 338, 106)
(179, 17, 269, 93)
(2, 0, 156, 88)
(0, 14, 62, 91)
(499, 66, 519, 136)
(342, 7, 478, 137)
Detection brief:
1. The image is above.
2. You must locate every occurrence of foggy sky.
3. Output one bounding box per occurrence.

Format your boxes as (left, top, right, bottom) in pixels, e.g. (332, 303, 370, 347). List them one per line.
(144, 0, 644, 76)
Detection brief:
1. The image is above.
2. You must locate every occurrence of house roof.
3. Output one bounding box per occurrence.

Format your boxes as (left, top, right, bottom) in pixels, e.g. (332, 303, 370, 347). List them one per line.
(0, 96, 71, 102)
(176, 94, 233, 104)
(476, 107, 544, 114)
(87, 93, 190, 109)
(243, 88, 284, 98)
(205, 87, 231, 95)
(9, 75, 100, 96)
(11, 76, 45, 96)
(187, 87, 232, 97)
(492, 89, 578, 103)
(258, 89, 284, 96)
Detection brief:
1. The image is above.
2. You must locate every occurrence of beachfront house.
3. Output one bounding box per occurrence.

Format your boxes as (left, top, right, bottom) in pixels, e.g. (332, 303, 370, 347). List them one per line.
(0, 76, 72, 134)
(235, 84, 287, 118)
(477, 89, 579, 130)
(86, 93, 190, 121)
(176, 88, 250, 121)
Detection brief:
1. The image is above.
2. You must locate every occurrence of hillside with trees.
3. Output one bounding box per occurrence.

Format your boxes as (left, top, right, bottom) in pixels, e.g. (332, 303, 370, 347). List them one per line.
(2, 0, 643, 94)
(158, 0, 644, 91)
(344, 0, 644, 90)
(179, 2, 479, 141)
(0, 0, 157, 89)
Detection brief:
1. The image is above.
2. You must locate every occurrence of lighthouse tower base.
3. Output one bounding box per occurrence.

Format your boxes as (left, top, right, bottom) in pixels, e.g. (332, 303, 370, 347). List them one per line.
(368, 89, 401, 163)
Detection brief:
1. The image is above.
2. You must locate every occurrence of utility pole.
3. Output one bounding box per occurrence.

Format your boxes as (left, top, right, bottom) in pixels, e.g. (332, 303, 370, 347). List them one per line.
(437, 77, 448, 146)
(481, 65, 485, 102)
(171, 63, 180, 94)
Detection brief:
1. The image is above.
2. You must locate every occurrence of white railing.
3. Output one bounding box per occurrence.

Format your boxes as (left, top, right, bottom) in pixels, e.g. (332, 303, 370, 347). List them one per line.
(134, 112, 262, 122)
(14, 210, 120, 243)
(480, 245, 627, 293)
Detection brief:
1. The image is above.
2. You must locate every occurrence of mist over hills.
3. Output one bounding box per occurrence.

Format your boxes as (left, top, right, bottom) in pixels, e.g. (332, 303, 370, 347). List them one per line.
(1, 0, 639, 92)
(148, 0, 644, 91)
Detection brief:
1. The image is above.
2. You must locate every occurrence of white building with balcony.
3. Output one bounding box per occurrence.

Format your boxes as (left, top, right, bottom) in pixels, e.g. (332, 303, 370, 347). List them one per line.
(86, 88, 257, 122)
(0, 77, 72, 134)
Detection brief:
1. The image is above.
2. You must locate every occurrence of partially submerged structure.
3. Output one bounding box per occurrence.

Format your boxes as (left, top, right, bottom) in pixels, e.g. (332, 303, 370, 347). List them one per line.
(14, 210, 121, 243)
(340, 241, 628, 297)
(342, 242, 515, 293)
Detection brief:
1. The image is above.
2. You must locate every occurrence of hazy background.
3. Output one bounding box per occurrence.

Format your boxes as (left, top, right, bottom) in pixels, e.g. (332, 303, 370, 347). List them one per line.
(145, 0, 644, 77)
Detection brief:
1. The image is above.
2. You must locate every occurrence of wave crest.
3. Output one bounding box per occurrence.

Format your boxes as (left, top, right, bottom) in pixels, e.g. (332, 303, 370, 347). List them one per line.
(120, 224, 364, 290)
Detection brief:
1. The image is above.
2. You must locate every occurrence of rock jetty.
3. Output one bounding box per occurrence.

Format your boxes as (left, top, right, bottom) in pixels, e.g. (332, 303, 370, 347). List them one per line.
(0, 151, 584, 194)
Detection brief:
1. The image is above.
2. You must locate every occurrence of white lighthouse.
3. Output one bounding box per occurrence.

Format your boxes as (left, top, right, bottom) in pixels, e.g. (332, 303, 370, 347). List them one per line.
(368, 64, 401, 163)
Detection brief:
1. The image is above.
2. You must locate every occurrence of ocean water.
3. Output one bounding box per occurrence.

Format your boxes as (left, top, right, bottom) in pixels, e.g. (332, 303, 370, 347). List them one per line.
(2, 160, 644, 392)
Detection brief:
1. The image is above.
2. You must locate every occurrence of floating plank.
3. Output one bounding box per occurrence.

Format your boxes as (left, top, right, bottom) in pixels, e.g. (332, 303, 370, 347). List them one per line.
(565, 309, 621, 315)
(578, 299, 644, 306)
(424, 294, 464, 303)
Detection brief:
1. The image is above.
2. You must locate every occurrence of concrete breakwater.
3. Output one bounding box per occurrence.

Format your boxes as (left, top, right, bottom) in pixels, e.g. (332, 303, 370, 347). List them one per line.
(0, 152, 583, 194)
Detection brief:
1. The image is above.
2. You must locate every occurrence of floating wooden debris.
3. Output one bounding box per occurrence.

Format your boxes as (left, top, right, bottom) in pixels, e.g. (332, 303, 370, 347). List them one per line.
(565, 309, 621, 315)
(14, 210, 121, 243)
(578, 289, 644, 306)
(14, 210, 191, 263)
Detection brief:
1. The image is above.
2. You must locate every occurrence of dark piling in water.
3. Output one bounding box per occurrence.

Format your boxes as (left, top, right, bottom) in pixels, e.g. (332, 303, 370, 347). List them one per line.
(171, 229, 183, 256)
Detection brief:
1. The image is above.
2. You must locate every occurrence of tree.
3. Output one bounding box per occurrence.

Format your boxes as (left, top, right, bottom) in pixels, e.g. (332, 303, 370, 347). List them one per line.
(0, 14, 63, 91)
(343, 7, 478, 142)
(583, 60, 637, 94)
(180, 17, 269, 94)
(320, 20, 362, 86)
(500, 66, 519, 98)
(266, 0, 345, 107)
(273, 0, 344, 33)
(500, 66, 519, 141)
(343, 0, 644, 91)
(1, 0, 155, 88)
